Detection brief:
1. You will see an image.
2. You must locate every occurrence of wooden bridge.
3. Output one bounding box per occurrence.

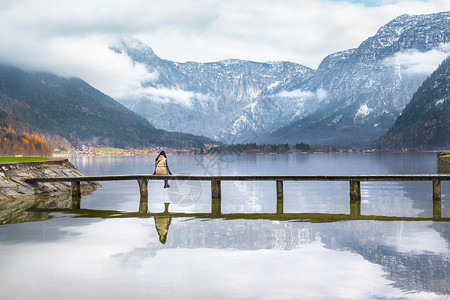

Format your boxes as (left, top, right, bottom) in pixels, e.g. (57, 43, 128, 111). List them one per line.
(26, 174, 450, 220)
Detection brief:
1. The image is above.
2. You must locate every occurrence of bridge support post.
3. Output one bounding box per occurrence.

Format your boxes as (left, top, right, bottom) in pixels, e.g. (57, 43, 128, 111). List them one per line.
(71, 181, 81, 198)
(211, 179, 221, 215)
(350, 199, 361, 217)
(349, 180, 361, 202)
(138, 178, 149, 199)
(433, 180, 441, 201)
(349, 180, 361, 217)
(276, 180, 283, 214)
(138, 179, 149, 213)
(433, 180, 441, 219)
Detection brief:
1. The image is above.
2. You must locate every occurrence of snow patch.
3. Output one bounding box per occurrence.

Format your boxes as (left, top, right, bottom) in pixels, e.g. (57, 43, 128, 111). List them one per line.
(435, 98, 446, 106)
(354, 104, 373, 119)
(329, 114, 342, 125)
(267, 81, 281, 91)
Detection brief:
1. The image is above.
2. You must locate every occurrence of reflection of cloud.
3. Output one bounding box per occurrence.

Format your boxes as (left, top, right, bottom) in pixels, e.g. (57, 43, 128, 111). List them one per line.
(383, 222, 450, 256)
(0, 219, 445, 299)
(383, 43, 450, 75)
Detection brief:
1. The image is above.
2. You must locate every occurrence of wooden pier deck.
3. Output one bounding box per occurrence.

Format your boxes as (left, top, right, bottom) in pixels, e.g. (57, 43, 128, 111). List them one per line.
(25, 174, 450, 219)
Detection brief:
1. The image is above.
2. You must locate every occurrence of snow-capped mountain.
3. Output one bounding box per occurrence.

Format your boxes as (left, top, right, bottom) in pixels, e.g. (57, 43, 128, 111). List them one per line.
(111, 40, 313, 142)
(114, 11, 450, 146)
(264, 11, 450, 146)
(375, 55, 450, 150)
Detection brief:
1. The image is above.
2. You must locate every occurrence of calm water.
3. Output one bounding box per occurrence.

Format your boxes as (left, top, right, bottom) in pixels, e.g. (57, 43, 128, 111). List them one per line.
(0, 153, 449, 299)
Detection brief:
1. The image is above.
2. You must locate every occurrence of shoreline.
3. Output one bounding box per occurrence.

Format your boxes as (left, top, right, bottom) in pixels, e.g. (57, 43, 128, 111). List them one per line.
(53, 149, 448, 158)
(0, 158, 100, 201)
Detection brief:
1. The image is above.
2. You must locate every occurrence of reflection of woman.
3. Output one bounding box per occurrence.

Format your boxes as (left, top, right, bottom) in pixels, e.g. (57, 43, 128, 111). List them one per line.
(153, 151, 172, 188)
(154, 203, 171, 244)
(154, 215, 171, 244)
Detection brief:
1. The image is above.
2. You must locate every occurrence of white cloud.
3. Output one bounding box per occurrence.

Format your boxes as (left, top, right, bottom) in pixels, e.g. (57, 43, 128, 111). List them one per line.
(277, 88, 328, 102)
(127, 86, 210, 107)
(1, 0, 450, 98)
(383, 222, 450, 256)
(383, 43, 450, 75)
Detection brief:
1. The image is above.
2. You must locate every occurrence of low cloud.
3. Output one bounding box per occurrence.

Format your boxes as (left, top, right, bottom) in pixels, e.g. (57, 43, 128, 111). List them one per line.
(1, 0, 450, 98)
(383, 43, 450, 75)
(276, 88, 328, 102)
(127, 86, 210, 107)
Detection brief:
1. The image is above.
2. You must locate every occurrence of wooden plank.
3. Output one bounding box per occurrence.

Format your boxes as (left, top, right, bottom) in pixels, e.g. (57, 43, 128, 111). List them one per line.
(25, 174, 450, 183)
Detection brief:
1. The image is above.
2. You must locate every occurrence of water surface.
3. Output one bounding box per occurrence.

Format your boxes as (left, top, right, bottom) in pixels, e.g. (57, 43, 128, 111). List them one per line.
(0, 153, 449, 299)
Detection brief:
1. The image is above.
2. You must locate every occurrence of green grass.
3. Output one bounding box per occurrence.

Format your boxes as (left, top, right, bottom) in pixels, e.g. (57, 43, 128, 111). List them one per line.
(94, 147, 124, 153)
(441, 154, 450, 158)
(0, 157, 50, 163)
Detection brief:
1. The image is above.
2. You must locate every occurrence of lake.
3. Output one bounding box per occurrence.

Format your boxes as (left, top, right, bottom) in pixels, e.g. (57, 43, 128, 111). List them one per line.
(0, 153, 449, 299)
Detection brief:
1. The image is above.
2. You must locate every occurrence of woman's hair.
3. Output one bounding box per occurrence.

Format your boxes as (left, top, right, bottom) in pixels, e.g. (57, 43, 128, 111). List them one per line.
(159, 150, 167, 157)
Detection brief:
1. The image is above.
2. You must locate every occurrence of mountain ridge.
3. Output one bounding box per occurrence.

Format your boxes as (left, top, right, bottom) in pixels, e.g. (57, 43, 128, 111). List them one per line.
(0, 64, 214, 149)
(114, 11, 450, 147)
(263, 11, 450, 146)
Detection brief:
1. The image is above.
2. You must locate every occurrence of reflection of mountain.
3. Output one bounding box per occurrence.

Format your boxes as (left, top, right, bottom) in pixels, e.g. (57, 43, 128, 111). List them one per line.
(319, 221, 450, 295)
(148, 217, 450, 295)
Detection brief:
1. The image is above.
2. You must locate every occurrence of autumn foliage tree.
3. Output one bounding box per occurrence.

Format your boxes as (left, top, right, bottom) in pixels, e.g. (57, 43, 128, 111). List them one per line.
(0, 125, 53, 156)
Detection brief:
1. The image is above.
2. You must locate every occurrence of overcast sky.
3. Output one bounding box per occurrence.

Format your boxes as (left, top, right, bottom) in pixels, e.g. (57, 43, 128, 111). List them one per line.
(1, 0, 450, 98)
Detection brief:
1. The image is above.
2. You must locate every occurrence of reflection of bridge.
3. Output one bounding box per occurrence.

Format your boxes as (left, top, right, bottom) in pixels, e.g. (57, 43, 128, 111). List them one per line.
(41, 206, 449, 222)
(26, 174, 450, 219)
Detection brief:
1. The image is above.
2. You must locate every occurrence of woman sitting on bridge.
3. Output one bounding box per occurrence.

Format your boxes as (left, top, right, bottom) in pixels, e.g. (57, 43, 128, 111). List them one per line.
(153, 151, 172, 188)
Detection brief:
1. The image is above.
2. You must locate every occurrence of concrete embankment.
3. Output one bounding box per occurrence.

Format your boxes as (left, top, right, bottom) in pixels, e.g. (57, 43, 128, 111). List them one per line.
(0, 158, 100, 200)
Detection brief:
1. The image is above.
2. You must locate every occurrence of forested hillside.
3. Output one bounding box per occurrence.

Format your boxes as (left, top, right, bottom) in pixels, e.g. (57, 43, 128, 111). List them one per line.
(376, 56, 450, 150)
(0, 64, 213, 149)
(0, 126, 52, 156)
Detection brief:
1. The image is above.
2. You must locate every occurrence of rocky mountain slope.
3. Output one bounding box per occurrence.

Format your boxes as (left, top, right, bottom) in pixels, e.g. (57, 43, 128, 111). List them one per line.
(115, 11, 450, 147)
(111, 40, 314, 143)
(0, 64, 213, 149)
(264, 11, 450, 146)
(375, 56, 449, 150)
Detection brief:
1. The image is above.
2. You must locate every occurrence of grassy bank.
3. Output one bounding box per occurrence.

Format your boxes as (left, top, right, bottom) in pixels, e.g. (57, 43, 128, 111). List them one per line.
(0, 157, 50, 163)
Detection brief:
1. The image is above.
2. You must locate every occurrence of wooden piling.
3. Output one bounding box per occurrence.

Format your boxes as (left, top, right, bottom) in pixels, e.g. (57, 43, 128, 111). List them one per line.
(137, 178, 148, 199)
(71, 181, 81, 198)
(433, 180, 441, 201)
(211, 179, 221, 215)
(349, 180, 361, 202)
(276, 180, 283, 214)
(433, 200, 441, 220)
(138, 179, 149, 213)
(350, 199, 361, 217)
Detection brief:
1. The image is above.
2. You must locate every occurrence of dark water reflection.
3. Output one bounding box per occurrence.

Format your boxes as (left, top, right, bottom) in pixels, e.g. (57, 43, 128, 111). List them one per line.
(0, 153, 449, 299)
